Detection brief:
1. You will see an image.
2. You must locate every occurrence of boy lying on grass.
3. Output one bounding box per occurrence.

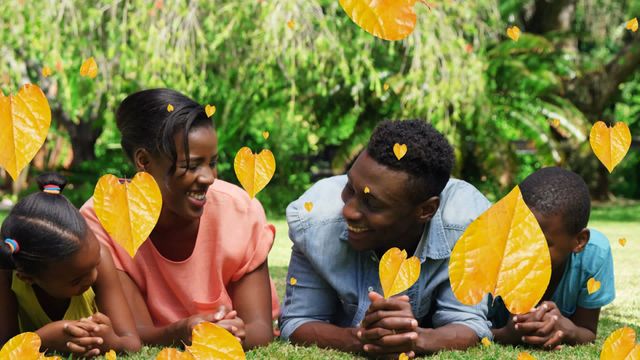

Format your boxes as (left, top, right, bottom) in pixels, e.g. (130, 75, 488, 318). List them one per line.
(490, 167, 615, 349)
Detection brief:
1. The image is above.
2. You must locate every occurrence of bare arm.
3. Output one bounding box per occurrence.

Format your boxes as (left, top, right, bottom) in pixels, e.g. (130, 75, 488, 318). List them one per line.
(227, 260, 274, 349)
(0, 270, 19, 344)
(290, 322, 362, 353)
(416, 323, 479, 353)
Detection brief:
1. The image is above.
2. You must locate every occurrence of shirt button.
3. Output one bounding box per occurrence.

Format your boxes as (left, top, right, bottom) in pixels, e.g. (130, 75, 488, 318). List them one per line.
(368, 286, 374, 292)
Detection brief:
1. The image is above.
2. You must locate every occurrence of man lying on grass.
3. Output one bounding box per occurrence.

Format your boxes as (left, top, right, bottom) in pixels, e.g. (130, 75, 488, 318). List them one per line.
(279, 120, 493, 358)
(489, 167, 615, 349)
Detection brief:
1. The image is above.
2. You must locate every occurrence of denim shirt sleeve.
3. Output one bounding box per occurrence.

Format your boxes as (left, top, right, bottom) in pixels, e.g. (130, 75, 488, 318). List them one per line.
(431, 278, 493, 340)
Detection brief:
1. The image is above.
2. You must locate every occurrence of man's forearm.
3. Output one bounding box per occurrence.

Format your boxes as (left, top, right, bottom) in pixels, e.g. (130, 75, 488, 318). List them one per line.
(289, 321, 362, 353)
(415, 324, 479, 354)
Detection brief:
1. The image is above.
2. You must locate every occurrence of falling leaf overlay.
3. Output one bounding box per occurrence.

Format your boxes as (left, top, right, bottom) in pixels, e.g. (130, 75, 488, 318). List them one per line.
(0, 83, 51, 181)
(393, 143, 408, 160)
(449, 186, 551, 314)
(379, 247, 421, 299)
(93, 172, 163, 257)
(234, 147, 276, 198)
(399, 353, 409, 360)
(167, 104, 174, 112)
(364, 186, 370, 194)
(339, 0, 430, 41)
(289, 277, 297, 286)
(155, 348, 194, 360)
(481, 337, 492, 347)
(589, 121, 631, 173)
(518, 352, 536, 360)
(41, 66, 52, 77)
(186, 322, 246, 360)
(205, 104, 216, 118)
(507, 25, 521, 41)
(79, 57, 98, 78)
(600, 327, 640, 359)
(304, 201, 313, 212)
(627, 18, 638, 32)
(0, 332, 61, 360)
(619, 238, 627, 247)
(587, 278, 601, 295)
(105, 350, 116, 360)
(287, 19, 295, 29)
(262, 131, 270, 140)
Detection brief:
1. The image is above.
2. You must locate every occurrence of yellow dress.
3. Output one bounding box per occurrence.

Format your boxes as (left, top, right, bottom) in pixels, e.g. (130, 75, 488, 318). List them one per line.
(11, 272, 98, 332)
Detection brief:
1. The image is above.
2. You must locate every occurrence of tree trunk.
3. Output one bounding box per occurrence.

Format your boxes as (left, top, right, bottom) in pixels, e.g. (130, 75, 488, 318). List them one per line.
(52, 107, 101, 168)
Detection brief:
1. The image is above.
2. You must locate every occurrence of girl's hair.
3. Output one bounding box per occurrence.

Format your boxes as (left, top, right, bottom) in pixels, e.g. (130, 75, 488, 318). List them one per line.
(0, 173, 87, 274)
(116, 88, 214, 174)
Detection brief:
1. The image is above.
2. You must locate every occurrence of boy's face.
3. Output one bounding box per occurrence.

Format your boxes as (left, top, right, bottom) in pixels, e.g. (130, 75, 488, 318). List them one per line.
(534, 211, 587, 272)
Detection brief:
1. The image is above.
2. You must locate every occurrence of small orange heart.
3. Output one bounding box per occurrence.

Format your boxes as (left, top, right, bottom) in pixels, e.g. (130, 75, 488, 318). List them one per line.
(364, 186, 370, 194)
(304, 202, 313, 212)
(481, 337, 491, 347)
(619, 238, 627, 247)
(383, 83, 390, 91)
(393, 143, 407, 160)
(167, 104, 174, 112)
(205, 104, 216, 118)
(517, 352, 536, 360)
(399, 353, 409, 360)
(587, 277, 601, 295)
(79, 57, 98, 79)
(289, 277, 297, 286)
(287, 19, 295, 29)
(550, 118, 560, 128)
(41, 66, 52, 77)
(262, 131, 270, 140)
(627, 18, 638, 32)
(105, 350, 116, 360)
(507, 25, 521, 41)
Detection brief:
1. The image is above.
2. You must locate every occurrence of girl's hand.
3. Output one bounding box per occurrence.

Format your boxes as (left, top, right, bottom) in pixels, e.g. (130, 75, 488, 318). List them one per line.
(175, 306, 230, 343)
(36, 320, 103, 357)
(216, 310, 246, 344)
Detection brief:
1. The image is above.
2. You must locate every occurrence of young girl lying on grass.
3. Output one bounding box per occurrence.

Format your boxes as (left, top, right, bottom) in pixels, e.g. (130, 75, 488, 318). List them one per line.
(0, 173, 140, 357)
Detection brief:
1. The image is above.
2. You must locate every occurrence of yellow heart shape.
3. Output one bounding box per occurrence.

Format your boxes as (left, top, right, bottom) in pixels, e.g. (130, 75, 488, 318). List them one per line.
(600, 327, 640, 359)
(507, 25, 521, 41)
(304, 201, 313, 212)
(289, 277, 297, 286)
(105, 350, 116, 360)
(155, 348, 194, 360)
(364, 186, 370, 194)
(449, 186, 551, 314)
(399, 353, 409, 360)
(393, 143, 407, 160)
(93, 172, 163, 257)
(619, 238, 627, 247)
(79, 57, 98, 79)
(262, 131, 270, 140)
(233, 147, 276, 199)
(627, 18, 638, 32)
(589, 121, 631, 173)
(587, 277, 601, 295)
(0, 84, 51, 181)
(481, 337, 492, 347)
(205, 104, 216, 118)
(379, 247, 421, 299)
(167, 104, 174, 112)
(187, 322, 246, 360)
(518, 352, 536, 360)
(41, 66, 52, 78)
(339, 0, 426, 41)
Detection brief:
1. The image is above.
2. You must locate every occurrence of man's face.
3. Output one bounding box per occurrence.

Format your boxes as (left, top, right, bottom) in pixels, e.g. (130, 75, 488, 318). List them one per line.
(340, 151, 429, 253)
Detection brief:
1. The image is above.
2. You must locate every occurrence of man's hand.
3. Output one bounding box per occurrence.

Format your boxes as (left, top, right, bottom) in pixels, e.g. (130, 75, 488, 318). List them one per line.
(513, 301, 567, 350)
(358, 291, 419, 358)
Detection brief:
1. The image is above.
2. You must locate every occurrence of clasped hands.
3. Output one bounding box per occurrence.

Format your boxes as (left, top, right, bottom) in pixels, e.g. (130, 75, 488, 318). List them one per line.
(504, 301, 570, 350)
(356, 291, 419, 359)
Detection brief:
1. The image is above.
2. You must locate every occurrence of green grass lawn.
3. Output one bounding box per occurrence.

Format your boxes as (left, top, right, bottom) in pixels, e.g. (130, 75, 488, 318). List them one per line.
(2, 204, 639, 359)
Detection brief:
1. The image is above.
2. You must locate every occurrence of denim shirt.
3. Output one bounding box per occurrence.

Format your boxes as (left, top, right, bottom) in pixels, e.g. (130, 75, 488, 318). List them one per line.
(279, 175, 493, 341)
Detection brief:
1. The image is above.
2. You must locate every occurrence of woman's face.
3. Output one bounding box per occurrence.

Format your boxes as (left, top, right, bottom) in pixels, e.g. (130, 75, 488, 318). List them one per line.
(146, 126, 218, 222)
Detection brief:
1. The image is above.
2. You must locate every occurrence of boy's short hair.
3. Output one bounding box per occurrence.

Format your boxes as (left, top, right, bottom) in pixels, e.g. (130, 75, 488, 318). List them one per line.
(520, 167, 591, 235)
(366, 119, 454, 201)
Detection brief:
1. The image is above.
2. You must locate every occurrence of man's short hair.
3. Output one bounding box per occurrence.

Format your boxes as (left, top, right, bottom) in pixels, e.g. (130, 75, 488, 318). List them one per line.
(366, 120, 454, 201)
(520, 167, 591, 235)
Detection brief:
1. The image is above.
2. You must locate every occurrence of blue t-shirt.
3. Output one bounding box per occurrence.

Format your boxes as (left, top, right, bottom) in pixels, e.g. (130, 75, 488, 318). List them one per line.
(488, 229, 615, 327)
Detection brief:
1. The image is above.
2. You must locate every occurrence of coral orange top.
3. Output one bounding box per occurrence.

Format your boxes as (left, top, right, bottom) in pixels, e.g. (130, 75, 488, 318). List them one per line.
(80, 179, 280, 326)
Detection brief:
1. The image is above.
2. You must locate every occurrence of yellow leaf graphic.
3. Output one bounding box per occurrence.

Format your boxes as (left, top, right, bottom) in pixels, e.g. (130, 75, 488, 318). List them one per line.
(339, 0, 428, 41)
(518, 352, 536, 360)
(262, 131, 270, 140)
(105, 350, 116, 360)
(0, 332, 41, 360)
(93, 172, 163, 257)
(393, 143, 407, 160)
(481, 337, 491, 347)
(627, 18, 638, 32)
(383, 83, 390, 91)
(449, 186, 551, 314)
(0, 83, 51, 180)
(233, 147, 276, 198)
(304, 201, 313, 212)
(167, 104, 174, 112)
(507, 25, 521, 41)
(600, 327, 640, 360)
(379, 247, 421, 299)
(590, 121, 631, 173)
(289, 277, 297, 286)
(186, 322, 246, 360)
(205, 104, 216, 118)
(41, 66, 52, 77)
(287, 19, 295, 29)
(364, 186, 370, 194)
(156, 348, 194, 360)
(79, 57, 98, 79)
(619, 238, 627, 247)
(399, 353, 409, 360)
(587, 278, 601, 295)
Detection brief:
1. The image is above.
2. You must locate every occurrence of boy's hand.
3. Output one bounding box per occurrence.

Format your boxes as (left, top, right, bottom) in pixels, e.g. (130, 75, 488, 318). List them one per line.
(358, 291, 419, 358)
(514, 301, 567, 350)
